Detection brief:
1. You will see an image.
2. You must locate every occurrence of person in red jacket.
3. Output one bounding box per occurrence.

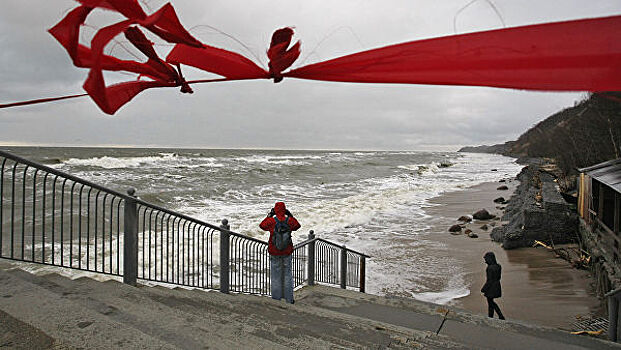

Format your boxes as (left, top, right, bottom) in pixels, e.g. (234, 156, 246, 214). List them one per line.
(260, 202, 301, 303)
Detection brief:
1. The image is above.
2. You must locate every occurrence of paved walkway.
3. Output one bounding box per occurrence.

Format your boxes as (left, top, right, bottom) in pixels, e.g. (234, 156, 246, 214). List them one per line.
(297, 285, 618, 349)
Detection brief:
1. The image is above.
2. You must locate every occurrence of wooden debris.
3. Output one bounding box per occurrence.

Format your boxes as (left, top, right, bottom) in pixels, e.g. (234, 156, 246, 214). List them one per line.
(533, 240, 591, 269)
(570, 329, 604, 336)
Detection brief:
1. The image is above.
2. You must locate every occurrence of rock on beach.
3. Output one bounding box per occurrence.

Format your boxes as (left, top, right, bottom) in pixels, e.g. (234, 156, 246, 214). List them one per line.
(449, 224, 462, 233)
(457, 215, 472, 222)
(473, 209, 495, 220)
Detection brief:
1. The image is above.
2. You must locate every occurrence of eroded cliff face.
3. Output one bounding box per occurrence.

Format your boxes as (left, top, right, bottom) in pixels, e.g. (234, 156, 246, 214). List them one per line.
(506, 92, 621, 176)
(460, 92, 621, 193)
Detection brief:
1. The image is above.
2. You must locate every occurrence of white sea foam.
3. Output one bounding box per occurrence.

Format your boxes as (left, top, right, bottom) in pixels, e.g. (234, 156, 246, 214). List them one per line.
(412, 286, 471, 305)
(58, 154, 225, 170)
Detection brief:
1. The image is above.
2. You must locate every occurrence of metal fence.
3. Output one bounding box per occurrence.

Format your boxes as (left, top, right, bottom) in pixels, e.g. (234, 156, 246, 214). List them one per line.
(0, 150, 125, 276)
(0, 149, 368, 295)
(292, 231, 368, 292)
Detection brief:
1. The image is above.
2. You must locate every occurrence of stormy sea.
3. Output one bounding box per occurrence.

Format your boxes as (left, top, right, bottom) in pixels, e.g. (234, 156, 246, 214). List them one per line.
(2, 146, 522, 303)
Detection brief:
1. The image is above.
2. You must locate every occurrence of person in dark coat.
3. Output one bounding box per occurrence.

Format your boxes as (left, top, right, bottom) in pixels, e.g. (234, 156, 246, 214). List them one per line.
(259, 202, 301, 303)
(481, 251, 505, 319)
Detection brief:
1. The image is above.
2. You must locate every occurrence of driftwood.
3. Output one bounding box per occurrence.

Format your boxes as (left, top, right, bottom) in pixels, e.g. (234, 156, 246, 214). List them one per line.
(533, 240, 591, 269)
(570, 329, 604, 336)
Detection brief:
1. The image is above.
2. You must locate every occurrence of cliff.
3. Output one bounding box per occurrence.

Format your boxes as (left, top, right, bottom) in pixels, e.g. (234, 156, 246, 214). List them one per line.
(505, 92, 621, 175)
(460, 92, 621, 181)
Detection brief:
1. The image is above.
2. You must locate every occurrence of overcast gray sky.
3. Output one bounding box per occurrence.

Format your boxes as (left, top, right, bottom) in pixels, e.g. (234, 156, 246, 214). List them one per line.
(1, 0, 619, 150)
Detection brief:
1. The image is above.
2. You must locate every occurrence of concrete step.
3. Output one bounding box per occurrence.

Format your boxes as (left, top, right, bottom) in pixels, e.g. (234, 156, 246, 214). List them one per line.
(5, 265, 616, 349)
(143, 284, 469, 349)
(296, 285, 621, 350)
(0, 308, 63, 350)
(36, 274, 445, 349)
(36, 272, 282, 350)
(0, 268, 176, 349)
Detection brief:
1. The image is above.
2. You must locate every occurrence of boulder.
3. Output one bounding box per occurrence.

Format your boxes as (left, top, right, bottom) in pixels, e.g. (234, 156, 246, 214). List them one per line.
(491, 169, 498, 172)
(473, 209, 495, 220)
(480, 224, 489, 230)
(499, 179, 506, 183)
(458, 215, 472, 222)
(464, 229, 472, 235)
(468, 232, 479, 238)
(493, 197, 505, 203)
(497, 185, 509, 190)
(449, 224, 462, 233)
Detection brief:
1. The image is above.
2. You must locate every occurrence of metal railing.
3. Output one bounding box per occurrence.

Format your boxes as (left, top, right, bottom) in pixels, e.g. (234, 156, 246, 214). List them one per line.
(0, 149, 368, 295)
(292, 231, 368, 292)
(0, 150, 126, 276)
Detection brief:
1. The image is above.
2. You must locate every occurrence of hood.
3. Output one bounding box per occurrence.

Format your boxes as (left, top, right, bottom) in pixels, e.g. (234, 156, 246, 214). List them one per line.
(274, 202, 287, 219)
(484, 252, 497, 265)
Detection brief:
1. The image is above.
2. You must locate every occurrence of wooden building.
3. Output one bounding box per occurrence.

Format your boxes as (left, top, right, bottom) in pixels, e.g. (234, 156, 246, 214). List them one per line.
(578, 158, 621, 341)
(578, 158, 621, 261)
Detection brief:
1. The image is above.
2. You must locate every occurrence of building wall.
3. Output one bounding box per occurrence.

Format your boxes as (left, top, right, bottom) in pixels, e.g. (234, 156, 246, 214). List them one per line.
(579, 219, 618, 298)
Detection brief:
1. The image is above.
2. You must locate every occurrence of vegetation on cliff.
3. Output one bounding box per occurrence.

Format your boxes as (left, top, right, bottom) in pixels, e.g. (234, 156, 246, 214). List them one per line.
(506, 92, 621, 173)
(460, 92, 621, 191)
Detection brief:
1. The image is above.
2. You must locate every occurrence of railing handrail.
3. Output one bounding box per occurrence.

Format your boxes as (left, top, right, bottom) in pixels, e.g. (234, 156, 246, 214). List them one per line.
(135, 199, 266, 245)
(315, 238, 371, 258)
(0, 149, 130, 200)
(297, 237, 370, 258)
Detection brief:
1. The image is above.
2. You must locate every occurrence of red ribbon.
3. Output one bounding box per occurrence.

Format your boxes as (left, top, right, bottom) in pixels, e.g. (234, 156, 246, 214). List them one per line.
(45, 1, 621, 115)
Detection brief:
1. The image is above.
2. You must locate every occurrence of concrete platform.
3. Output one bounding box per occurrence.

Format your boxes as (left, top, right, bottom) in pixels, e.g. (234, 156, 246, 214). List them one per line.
(0, 264, 618, 349)
(297, 285, 619, 349)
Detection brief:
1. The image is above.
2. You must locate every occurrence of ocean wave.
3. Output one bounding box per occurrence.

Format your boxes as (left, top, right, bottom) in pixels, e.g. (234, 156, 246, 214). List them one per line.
(411, 286, 470, 305)
(397, 162, 441, 175)
(231, 155, 319, 167)
(61, 154, 178, 168)
(57, 154, 225, 170)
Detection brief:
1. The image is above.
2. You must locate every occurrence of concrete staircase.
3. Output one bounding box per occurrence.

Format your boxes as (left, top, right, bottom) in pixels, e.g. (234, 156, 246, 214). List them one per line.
(0, 267, 619, 349)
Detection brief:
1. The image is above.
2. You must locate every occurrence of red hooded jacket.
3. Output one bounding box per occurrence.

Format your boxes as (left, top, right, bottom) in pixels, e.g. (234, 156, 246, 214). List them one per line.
(259, 202, 301, 256)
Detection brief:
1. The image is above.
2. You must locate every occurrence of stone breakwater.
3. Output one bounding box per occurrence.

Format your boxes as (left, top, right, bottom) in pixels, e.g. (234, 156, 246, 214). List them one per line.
(491, 163, 579, 249)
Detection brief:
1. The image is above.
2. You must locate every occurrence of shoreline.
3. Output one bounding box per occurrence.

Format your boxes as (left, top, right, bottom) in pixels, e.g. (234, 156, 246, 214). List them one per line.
(423, 177, 602, 329)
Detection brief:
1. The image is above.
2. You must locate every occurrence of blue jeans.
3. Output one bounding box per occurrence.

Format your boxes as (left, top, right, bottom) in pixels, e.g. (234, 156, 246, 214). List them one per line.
(270, 254, 293, 303)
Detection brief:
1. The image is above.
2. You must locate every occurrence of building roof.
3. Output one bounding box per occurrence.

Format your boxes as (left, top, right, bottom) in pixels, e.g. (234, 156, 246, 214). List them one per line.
(579, 158, 621, 194)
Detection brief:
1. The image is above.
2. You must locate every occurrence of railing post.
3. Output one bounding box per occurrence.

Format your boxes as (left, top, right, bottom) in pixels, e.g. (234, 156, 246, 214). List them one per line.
(340, 245, 347, 289)
(123, 188, 138, 286)
(219, 219, 230, 294)
(307, 230, 315, 286)
(360, 256, 366, 293)
(610, 294, 619, 342)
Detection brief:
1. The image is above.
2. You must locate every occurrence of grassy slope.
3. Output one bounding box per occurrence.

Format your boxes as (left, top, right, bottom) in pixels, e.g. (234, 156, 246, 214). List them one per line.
(507, 92, 621, 175)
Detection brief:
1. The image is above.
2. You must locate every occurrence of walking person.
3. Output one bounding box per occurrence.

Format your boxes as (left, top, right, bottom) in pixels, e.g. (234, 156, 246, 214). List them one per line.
(481, 251, 505, 320)
(259, 202, 301, 304)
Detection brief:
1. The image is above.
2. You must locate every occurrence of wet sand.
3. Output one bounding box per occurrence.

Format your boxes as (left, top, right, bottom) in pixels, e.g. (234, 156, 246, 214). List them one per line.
(424, 179, 602, 330)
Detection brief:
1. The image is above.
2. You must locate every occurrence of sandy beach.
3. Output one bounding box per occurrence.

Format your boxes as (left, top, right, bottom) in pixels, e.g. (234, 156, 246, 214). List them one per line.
(424, 178, 602, 330)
